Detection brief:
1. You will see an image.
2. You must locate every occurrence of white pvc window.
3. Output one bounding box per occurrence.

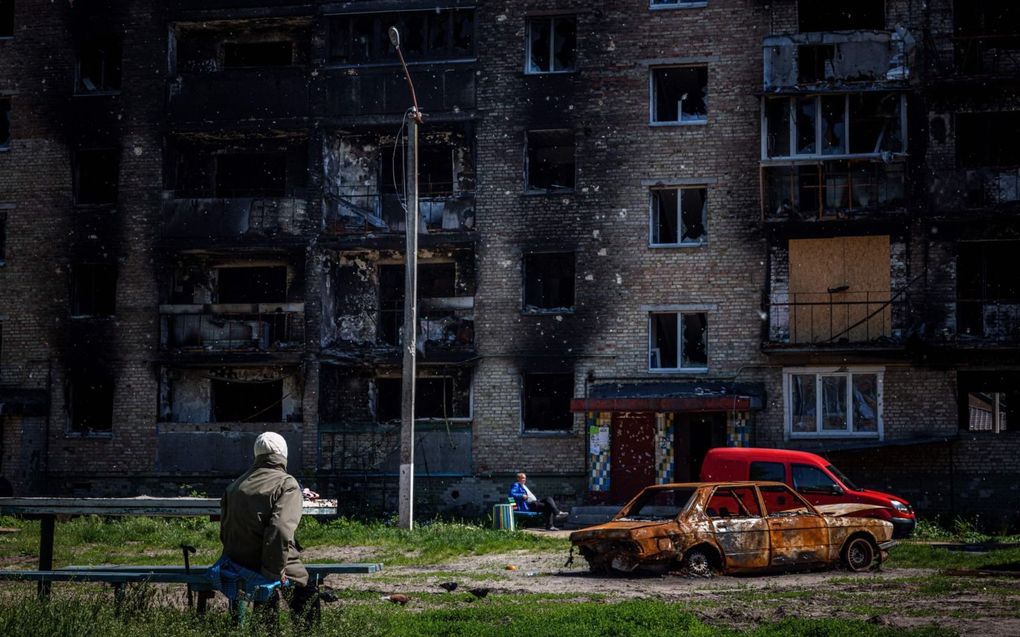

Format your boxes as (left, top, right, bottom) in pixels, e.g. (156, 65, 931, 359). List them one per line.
(785, 368, 883, 438)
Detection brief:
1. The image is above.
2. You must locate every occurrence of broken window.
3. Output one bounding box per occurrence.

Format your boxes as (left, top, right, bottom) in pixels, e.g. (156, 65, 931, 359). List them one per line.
(797, 45, 835, 83)
(381, 145, 454, 196)
(650, 187, 707, 246)
(216, 266, 287, 304)
(707, 486, 762, 518)
(328, 9, 475, 64)
(0, 98, 9, 150)
(522, 372, 574, 432)
(523, 252, 575, 312)
(967, 393, 1009, 433)
(958, 372, 1019, 433)
(798, 0, 885, 32)
(375, 374, 469, 422)
(957, 241, 1020, 336)
(214, 153, 287, 197)
(0, 0, 12, 38)
(211, 379, 283, 422)
(787, 369, 881, 436)
(956, 112, 1020, 167)
(223, 41, 293, 68)
(70, 263, 116, 317)
(68, 375, 114, 433)
(526, 129, 574, 191)
(526, 16, 576, 74)
(651, 66, 707, 124)
(379, 263, 462, 346)
(74, 149, 119, 205)
(649, 312, 707, 370)
(764, 94, 904, 159)
(75, 35, 122, 94)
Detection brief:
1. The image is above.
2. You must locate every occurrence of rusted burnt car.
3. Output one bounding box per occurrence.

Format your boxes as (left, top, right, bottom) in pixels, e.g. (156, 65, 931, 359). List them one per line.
(571, 481, 896, 576)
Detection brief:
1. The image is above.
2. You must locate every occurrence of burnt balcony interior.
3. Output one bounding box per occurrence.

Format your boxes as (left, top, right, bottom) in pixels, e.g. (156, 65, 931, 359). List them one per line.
(159, 366, 302, 423)
(935, 112, 1020, 210)
(323, 128, 475, 234)
(761, 93, 907, 219)
(956, 241, 1020, 341)
(949, 0, 1020, 76)
(75, 33, 122, 95)
(160, 258, 304, 352)
(163, 139, 309, 238)
(766, 235, 906, 346)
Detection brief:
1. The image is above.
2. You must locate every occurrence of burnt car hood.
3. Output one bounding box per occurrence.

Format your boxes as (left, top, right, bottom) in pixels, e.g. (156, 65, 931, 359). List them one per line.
(814, 503, 890, 517)
(569, 520, 671, 542)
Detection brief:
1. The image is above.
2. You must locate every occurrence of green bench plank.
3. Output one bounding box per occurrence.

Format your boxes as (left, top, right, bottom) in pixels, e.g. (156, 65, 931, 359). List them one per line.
(58, 563, 383, 575)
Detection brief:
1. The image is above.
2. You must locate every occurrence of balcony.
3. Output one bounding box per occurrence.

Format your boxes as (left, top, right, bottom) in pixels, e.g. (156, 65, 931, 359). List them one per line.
(324, 63, 476, 117)
(763, 30, 912, 91)
(162, 197, 308, 241)
(929, 168, 1020, 212)
(958, 301, 1020, 342)
(379, 296, 474, 357)
(764, 292, 906, 348)
(159, 304, 304, 352)
(761, 160, 907, 221)
(168, 68, 309, 122)
(324, 189, 475, 235)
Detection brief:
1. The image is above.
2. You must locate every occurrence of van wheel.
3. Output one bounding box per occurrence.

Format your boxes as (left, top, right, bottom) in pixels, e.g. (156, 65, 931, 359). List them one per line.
(842, 536, 877, 572)
(682, 548, 715, 578)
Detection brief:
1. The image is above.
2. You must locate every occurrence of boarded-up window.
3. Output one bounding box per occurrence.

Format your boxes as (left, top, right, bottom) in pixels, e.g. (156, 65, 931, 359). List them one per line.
(787, 236, 891, 343)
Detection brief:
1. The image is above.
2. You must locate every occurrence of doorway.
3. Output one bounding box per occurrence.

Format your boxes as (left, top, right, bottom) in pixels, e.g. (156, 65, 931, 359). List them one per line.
(673, 412, 727, 482)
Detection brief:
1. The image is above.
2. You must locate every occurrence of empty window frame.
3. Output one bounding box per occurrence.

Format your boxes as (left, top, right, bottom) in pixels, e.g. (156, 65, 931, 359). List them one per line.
(798, 0, 885, 32)
(525, 129, 575, 191)
(214, 153, 287, 197)
(381, 144, 455, 196)
(785, 368, 882, 437)
(649, 312, 707, 371)
(967, 392, 1009, 432)
(211, 379, 283, 422)
(651, 66, 707, 124)
(956, 112, 1020, 167)
(375, 375, 469, 422)
(68, 375, 114, 433)
(70, 263, 116, 317)
(523, 252, 575, 312)
(379, 262, 458, 345)
(763, 93, 906, 159)
(526, 15, 576, 74)
(956, 241, 1020, 336)
(650, 187, 707, 246)
(0, 98, 9, 150)
(75, 35, 122, 94)
(327, 9, 474, 64)
(216, 265, 287, 304)
(223, 41, 294, 68)
(0, 0, 12, 38)
(74, 149, 119, 205)
(522, 372, 574, 432)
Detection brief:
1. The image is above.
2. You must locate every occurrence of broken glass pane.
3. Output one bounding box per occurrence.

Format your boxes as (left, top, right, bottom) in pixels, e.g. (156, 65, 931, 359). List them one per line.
(791, 374, 816, 432)
(852, 373, 879, 432)
(681, 312, 708, 368)
(651, 189, 678, 244)
(553, 17, 576, 71)
(650, 313, 678, 369)
(528, 18, 551, 73)
(821, 375, 848, 430)
(652, 67, 707, 123)
(796, 97, 816, 154)
(821, 95, 846, 155)
(680, 188, 707, 243)
(765, 98, 790, 158)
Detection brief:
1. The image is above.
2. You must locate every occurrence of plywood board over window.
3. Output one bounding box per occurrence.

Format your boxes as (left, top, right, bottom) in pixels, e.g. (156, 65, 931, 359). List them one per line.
(788, 235, 890, 343)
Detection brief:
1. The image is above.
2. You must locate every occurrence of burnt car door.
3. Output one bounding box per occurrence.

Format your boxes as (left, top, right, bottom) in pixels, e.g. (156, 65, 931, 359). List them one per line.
(705, 485, 769, 570)
(758, 483, 829, 567)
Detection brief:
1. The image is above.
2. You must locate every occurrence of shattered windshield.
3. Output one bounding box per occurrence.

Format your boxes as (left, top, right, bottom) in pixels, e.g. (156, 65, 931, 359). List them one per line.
(619, 488, 696, 521)
(827, 464, 861, 491)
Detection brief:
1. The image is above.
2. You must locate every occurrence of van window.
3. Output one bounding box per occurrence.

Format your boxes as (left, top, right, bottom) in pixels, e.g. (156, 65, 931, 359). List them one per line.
(750, 461, 785, 482)
(792, 464, 839, 494)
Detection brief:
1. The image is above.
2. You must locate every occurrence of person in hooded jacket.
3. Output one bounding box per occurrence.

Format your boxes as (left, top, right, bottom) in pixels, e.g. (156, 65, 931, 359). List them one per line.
(220, 431, 320, 626)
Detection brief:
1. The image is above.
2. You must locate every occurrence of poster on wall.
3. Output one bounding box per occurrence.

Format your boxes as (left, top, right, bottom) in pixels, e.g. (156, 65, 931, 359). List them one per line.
(589, 425, 609, 455)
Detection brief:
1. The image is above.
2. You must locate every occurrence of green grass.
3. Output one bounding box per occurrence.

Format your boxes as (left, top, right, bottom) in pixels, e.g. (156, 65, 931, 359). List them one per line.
(913, 518, 1020, 543)
(0, 592, 960, 637)
(886, 542, 1020, 570)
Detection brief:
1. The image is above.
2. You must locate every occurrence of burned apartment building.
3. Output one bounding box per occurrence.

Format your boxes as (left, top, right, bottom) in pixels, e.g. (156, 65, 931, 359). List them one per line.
(0, 0, 1017, 526)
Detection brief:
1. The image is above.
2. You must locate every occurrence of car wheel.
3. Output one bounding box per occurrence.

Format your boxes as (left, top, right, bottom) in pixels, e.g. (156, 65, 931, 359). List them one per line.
(842, 536, 877, 572)
(682, 548, 715, 578)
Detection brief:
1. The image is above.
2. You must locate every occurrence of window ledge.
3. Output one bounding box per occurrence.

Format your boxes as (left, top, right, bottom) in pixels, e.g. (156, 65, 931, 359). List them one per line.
(523, 189, 575, 197)
(789, 433, 881, 439)
(73, 91, 122, 98)
(521, 309, 576, 316)
(650, 120, 708, 127)
(69, 314, 117, 320)
(521, 430, 575, 438)
(523, 69, 578, 76)
(650, 2, 708, 9)
(647, 367, 709, 374)
(64, 432, 114, 439)
(649, 242, 705, 249)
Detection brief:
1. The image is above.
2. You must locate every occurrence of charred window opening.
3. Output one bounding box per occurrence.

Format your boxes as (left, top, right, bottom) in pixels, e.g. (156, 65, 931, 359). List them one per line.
(70, 263, 116, 317)
(0, 0, 12, 38)
(214, 153, 287, 197)
(522, 372, 573, 432)
(379, 263, 460, 346)
(0, 99, 9, 150)
(707, 486, 762, 518)
(375, 375, 469, 422)
(381, 145, 454, 196)
(956, 112, 1020, 167)
(211, 379, 282, 422)
(523, 252, 574, 312)
(526, 130, 574, 192)
(68, 375, 114, 434)
(764, 94, 905, 159)
(216, 266, 287, 304)
(328, 9, 474, 64)
(957, 241, 1020, 336)
(74, 149, 119, 205)
(798, 1, 885, 32)
(223, 41, 293, 68)
(75, 35, 122, 94)
(526, 16, 576, 74)
(649, 312, 707, 370)
(650, 187, 707, 246)
(797, 45, 835, 83)
(651, 66, 707, 124)
(958, 373, 1019, 433)
(787, 369, 881, 437)
(953, 0, 1020, 74)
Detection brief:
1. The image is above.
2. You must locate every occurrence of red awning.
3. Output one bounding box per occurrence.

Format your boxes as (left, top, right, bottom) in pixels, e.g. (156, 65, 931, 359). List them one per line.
(570, 396, 752, 413)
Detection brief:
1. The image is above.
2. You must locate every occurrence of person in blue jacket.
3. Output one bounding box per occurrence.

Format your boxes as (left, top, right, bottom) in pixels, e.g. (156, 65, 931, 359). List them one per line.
(509, 472, 567, 530)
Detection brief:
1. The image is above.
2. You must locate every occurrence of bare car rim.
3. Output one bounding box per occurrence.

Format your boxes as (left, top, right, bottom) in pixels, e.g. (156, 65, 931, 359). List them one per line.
(683, 549, 713, 577)
(844, 537, 876, 572)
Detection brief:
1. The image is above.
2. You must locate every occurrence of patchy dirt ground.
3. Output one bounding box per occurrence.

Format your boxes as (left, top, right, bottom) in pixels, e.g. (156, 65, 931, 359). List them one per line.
(305, 543, 1020, 637)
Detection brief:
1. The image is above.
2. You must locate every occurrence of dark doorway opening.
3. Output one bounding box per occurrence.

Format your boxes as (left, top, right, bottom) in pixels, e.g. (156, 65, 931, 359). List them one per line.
(673, 412, 727, 482)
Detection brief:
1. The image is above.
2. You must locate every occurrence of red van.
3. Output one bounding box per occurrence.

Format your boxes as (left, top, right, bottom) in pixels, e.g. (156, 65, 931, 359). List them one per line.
(700, 447, 916, 538)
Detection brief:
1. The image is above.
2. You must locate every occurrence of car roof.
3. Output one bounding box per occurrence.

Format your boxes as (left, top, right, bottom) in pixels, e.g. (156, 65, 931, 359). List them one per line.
(641, 481, 788, 489)
(705, 447, 827, 463)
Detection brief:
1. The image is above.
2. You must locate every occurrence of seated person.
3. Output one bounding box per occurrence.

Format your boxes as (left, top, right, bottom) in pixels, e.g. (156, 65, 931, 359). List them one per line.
(509, 472, 567, 531)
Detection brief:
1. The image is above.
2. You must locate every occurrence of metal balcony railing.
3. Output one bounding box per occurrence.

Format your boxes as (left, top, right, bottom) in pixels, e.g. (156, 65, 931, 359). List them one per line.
(928, 168, 1020, 211)
(162, 197, 308, 239)
(324, 188, 475, 235)
(160, 309, 304, 352)
(761, 160, 907, 220)
(378, 299, 474, 352)
(168, 68, 310, 121)
(766, 292, 903, 345)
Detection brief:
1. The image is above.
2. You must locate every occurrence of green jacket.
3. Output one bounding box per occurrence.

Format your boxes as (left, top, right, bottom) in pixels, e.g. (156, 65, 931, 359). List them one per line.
(220, 453, 309, 586)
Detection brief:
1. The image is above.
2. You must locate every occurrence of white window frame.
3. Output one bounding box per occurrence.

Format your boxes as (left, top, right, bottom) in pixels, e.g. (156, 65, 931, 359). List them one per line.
(649, 65, 709, 126)
(783, 366, 884, 439)
(524, 15, 577, 75)
(647, 311, 709, 373)
(650, 0, 708, 9)
(760, 93, 908, 161)
(649, 186, 708, 248)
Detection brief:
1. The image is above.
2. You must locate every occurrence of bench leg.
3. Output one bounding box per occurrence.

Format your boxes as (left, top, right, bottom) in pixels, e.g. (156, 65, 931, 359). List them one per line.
(37, 516, 55, 600)
(196, 590, 214, 616)
(113, 583, 125, 615)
